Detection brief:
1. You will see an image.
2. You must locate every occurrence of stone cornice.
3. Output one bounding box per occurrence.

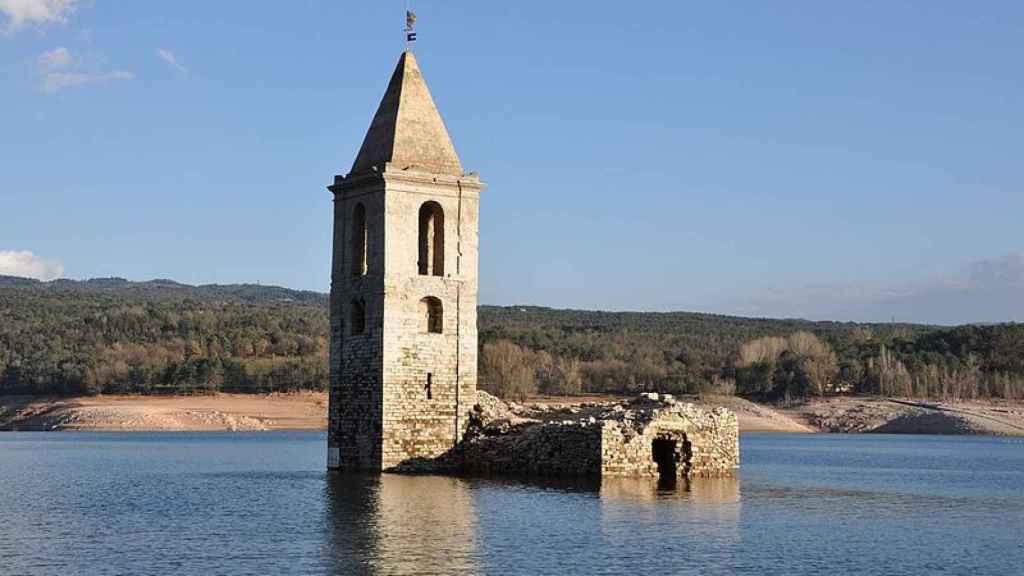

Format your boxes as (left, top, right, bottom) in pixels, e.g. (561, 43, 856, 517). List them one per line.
(329, 163, 485, 198)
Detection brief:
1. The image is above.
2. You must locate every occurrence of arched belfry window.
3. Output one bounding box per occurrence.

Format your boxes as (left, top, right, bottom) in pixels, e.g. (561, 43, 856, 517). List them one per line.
(419, 297, 443, 334)
(350, 299, 366, 335)
(351, 203, 367, 276)
(418, 201, 444, 276)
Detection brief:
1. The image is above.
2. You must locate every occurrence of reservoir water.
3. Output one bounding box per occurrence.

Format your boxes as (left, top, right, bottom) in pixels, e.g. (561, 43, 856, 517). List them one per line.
(1, 432, 1021, 575)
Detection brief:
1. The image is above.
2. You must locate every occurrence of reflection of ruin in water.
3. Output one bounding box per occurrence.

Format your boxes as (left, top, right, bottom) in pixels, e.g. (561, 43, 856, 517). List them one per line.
(389, 473, 741, 505)
(600, 476, 742, 567)
(324, 474, 480, 575)
(599, 476, 740, 504)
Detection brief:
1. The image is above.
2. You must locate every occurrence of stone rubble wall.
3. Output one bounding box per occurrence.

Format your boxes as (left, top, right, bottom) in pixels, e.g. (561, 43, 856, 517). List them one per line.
(458, 417, 603, 477)
(455, 392, 739, 479)
(599, 394, 739, 478)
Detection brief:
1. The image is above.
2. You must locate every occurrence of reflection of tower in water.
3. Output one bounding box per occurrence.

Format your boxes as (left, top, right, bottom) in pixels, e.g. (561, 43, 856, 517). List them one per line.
(324, 475, 480, 575)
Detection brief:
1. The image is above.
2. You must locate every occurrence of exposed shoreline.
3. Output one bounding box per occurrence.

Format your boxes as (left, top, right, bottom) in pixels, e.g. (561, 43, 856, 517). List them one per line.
(777, 396, 1024, 436)
(0, 392, 327, 432)
(2, 392, 1023, 436)
(704, 395, 1024, 436)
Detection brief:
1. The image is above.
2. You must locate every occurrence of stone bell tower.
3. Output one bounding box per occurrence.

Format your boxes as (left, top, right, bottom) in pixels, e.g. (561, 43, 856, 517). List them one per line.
(327, 50, 484, 471)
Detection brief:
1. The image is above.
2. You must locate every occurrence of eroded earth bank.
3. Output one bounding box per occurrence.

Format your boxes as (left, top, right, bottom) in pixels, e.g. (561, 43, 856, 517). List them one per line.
(2, 392, 1023, 436)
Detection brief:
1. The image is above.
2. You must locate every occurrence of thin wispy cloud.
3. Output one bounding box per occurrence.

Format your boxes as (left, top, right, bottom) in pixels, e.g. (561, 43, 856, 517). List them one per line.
(38, 45, 71, 69)
(0, 250, 64, 281)
(0, 0, 77, 32)
(158, 48, 187, 73)
(43, 69, 133, 93)
(36, 46, 133, 94)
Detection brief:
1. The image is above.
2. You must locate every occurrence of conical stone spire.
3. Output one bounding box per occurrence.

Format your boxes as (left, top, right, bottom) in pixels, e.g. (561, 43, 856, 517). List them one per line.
(350, 51, 464, 177)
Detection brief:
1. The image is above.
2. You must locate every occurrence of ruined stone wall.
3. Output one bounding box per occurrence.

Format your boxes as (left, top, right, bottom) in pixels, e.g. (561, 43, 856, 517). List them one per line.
(458, 393, 739, 479)
(599, 398, 740, 479)
(458, 421, 604, 477)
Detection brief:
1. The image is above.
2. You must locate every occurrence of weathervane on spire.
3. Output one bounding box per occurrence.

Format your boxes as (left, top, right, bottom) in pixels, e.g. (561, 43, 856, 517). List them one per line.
(405, 9, 417, 47)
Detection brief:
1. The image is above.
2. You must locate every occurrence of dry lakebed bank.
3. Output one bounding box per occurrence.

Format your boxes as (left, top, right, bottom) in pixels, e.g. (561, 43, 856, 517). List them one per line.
(2, 392, 1023, 436)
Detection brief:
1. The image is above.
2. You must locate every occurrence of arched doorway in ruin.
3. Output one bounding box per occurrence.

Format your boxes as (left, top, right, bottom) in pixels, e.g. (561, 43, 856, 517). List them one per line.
(651, 432, 692, 487)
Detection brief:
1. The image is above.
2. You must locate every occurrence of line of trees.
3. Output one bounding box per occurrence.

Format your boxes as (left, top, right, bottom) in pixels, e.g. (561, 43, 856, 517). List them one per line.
(0, 284, 328, 395)
(734, 332, 838, 399)
(479, 340, 582, 400)
(2, 279, 1022, 401)
(478, 308, 1024, 401)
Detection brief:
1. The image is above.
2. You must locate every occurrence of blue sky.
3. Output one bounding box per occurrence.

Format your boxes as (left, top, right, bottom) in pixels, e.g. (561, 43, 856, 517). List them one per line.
(1, 1, 1022, 324)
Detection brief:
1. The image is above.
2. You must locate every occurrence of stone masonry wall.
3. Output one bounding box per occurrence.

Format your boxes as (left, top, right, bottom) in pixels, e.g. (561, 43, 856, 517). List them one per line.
(457, 392, 739, 479)
(329, 184, 387, 471)
(599, 395, 740, 479)
(458, 420, 603, 477)
(329, 168, 482, 471)
(380, 170, 480, 469)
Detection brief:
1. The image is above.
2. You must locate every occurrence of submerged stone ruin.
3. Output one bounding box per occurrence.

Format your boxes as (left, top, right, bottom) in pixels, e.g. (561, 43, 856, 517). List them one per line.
(398, 392, 739, 481)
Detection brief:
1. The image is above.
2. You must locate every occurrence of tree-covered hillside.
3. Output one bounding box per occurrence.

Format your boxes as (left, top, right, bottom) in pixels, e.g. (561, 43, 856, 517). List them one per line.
(479, 306, 1024, 400)
(0, 277, 327, 395)
(1, 277, 1021, 400)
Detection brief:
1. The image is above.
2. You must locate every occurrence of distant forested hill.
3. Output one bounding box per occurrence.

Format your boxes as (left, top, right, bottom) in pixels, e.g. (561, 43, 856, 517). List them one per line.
(1, 276, 1021, 400)
(0, 275, 327, 305)
(479, 307, 1023, 400)
(0, 277, 328, 395)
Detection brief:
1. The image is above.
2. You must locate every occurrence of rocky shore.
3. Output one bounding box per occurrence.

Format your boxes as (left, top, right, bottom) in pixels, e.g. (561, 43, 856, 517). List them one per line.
(780, 396, 1024, 436)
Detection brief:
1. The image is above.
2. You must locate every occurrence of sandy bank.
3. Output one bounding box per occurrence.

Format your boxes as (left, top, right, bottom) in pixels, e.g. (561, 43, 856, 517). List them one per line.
(778, 396, 1024, 436)
(0, 392, 327, 432)
(693, 395, 818, 433)
(4, 392, 1022, 436)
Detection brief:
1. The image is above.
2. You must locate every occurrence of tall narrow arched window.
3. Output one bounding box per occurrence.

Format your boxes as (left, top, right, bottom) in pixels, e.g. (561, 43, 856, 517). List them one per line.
(350, 299, 366, 335)
(419, 297, 443, 334)
(418, 201, 444, 276)
(351, 203, 367, 276)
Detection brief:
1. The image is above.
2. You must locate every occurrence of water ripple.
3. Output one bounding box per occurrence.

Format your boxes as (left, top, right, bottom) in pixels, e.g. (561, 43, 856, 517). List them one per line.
(0, 432, 1021, 575)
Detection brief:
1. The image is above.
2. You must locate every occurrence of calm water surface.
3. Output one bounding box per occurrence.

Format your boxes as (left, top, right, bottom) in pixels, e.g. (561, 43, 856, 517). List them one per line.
(1, 432, 1022, 575)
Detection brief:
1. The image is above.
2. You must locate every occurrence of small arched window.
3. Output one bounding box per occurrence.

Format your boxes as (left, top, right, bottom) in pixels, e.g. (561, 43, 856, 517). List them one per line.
(419, 297, 443, 334)
(351, 203, 367, 276)
(350, 299, 366, 335)
(418, 201, 444, 276)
